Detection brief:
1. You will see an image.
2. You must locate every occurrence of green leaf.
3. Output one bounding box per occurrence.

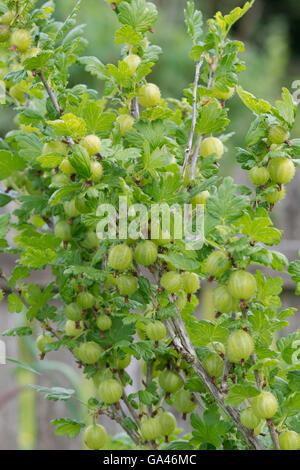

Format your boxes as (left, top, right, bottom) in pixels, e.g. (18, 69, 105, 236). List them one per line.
(191, 408, 227, 448)
(236, 212, 282, 245)
(138, 381, 159, 405)
(165, 440, 195, 450)
(118, 0, 158, 33)
(4, 69, 27, 84)
(19, 248, 58, 269)
(51, 418, 85, 439)
(0, 150, 26, 180)
(237, 86, 271, 115)
(6, 358, 39, 375)
(49, 183, 81, 206)
(132, 341, 156, 361)
(31, 385, 75, 402)
(14, 133, 43, 161)
(0, 192, 12, 207)
(115, 25, 143, 45)
(184, 0, 203, 44)
(275, 88, 296, 126)
(287, 371, 300, 393)
(78, 56, 108, 80)
(224, 384, 260, 406)
(215, 1, 255, 38)
(195, 101, 229, 134)
(23, 51, 54, 71)
(69, 144, 91, 179)
(7, 293, 24, 313)
(3, 327, 32, 337)
(288, 260, 300, 294)
(158, 252, 201, 271)
(187, 320, 228, 347)
(37, 154, 64, 168)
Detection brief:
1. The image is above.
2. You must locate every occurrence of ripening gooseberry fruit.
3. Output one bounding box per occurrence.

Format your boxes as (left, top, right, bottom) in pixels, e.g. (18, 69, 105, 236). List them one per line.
(116, 274, 138, 295)
(65, 320, 84, 337)
(160, 272, 182, 293)
(249, 166, 270, 185)
(81, 134, 101, 155)
(267, 157, 295, 184)
(176, 290, 187, 311)
(140, 417, 162, 441)
(90, 161, 103, 182)
(213, 286, 235, 313)
(0, 25, 10, 42)
(10, 29, 31, 51)
(96, 314, 112, 331)
(123, 54, 141, 76)
(76, 291, 95, 309)
(252, 391, 278, 419)
(65, 303, 82, 321)
(84, 424, 107, 450)
(116, 114, 134, 135)
(227, 329, 254, 363)
(54, 220, 72, 241)
(264, 185, 285, 204)
(158, 412, 176, 437)
(138, 83, 161, 108)
(278, 430, 300, 451)
(212, 84, 235, 100)
(173, 389, 196, 414)
(145, 320, 167, 342)
(64, 199, 80, 218)
(227, 270, 257, 300)
(108, 244, 133, 271)
(36, 334, 53, 353)
(269, 125, 288, 144)
(203, 353, 224, 378)
(51, 173, 70, 187)
(159, 370, 183, 393)
(134, 240, 158, 266)
(205, 251, 230, 277)
(240, 408, 261, 430)
(200, 137, 224, 159)
(1, 11, 14, 25)
(60, 158, 75, 175)
(78, 341, 102, 364)
(42, 141, 67, 156)
(191, 190, 210, 205)
(98, 378, 123, 404)
(81, 231, 99, 250)
(113, 353, 131, 370)
(181, 272, 200, 294)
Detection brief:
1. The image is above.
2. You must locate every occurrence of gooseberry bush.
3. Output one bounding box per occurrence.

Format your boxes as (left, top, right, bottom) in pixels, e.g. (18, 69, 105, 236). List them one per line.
(0, 0, 300, 451)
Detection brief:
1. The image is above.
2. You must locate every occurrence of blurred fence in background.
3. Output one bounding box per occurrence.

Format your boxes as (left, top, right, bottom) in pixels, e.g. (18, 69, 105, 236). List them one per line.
(1, 0, 300, 450)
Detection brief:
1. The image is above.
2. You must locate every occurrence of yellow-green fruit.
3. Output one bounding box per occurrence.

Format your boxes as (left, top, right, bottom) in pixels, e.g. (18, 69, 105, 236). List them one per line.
(212, 85, 235, 100)
(159, 412, 176, 436)
(191, 190, 210, 205)
(36, 334, 53, 353)
(138, 83, 161, 108)
(116, 114, 134, 135)
(51, 174, 70, 187)
(116, 274, 138, 295)
(96, 314, 112, 331)
(252, 391, 278, 419)
(160, 272, 182, 293)
(213, 286, 235, 313)
(64, 199, 80, 218)
(0, 25, 10, 42)
(81, 231, 99, 250)
(76, 291, 95, 309)
(203, 353, 224, 378)
(84, 424, 107, 450)
(81, 135, 101, 155)
(145, 320, 167, 341)
(205, 251, 230, 277)
(240, 408, 261, 430)
(269, 125, 288, 144)
(140, 417, 162, 441)
(10, 29, 31, 51)
(264, 185, 285, 204)
(54, 220, 72, 241)
(98, 378, 123, 404)
(1, 11, 14, 25)
(228, 270, 257, 300)
(65, 320, 84, 337)
(65, 303, 82, 321)
(174, 389, 196, 413)
(60, 158, 75, 175)
(43, 141, 67, 156)
(249, 166, 270, 185)
(113, 353, 131, 370)
(181, 272, 200, 294)
(267, 157, 295, 184)
(123, 54, 141, 76)
(227, 330, 254, 363)
(200, 137, 224, 159)
(78, 342, 102, 364)
(108, 244, 133, 271)
(278, 430, 300, 450)
(92, 369, 113, 388)
(134, 240, 158, 266)
(159, 370, 183, 393)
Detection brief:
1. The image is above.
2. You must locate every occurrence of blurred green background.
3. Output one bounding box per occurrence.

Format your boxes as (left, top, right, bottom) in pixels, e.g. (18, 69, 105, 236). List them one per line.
(1, 0, 300, 451)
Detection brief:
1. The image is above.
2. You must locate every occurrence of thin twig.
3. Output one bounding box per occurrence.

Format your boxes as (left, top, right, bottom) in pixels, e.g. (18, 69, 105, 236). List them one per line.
(267, 418, 280, 450)
(182, 54, 205, 179)
(37, 71, 62, 116)
(220, 355, 229, 396)
(131, 97, 140, 119)
(100, 405, 140, 446)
